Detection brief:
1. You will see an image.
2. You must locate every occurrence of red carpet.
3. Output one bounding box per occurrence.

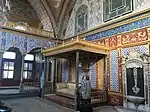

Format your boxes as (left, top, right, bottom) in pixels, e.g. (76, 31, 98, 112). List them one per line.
(45, 95, 74, 109)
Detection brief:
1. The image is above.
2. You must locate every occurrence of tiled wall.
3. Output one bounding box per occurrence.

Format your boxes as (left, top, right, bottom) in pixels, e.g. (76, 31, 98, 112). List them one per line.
(110, 50, 119, 92)
(122, 45, 149, 56)
(0, 31, 52, 53)
(90, 61, 97, 88)
(65, 0, 150, 38)
(62, 59, 69, 82)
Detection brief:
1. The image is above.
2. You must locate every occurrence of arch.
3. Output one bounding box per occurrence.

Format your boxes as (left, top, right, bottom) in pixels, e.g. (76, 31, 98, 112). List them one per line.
(28, 0, 53, 32)
(5, 45, 25, 55)
(28, 47, 44, 54)
(75, 4, 88, 34)
(1, 47, 22, 86)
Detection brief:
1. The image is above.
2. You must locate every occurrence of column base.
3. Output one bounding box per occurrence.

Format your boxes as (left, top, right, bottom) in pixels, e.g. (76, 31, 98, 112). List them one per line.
(19, 82, 24, 93)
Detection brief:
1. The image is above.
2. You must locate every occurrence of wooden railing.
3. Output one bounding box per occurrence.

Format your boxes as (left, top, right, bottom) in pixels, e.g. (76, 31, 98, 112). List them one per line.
(45, 82, 55, 94)
(23, 82, 40, 92)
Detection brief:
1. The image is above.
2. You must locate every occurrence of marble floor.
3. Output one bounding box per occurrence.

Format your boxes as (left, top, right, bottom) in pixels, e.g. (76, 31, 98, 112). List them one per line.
(0, 86, 39, 94)
(3, 97, 147, 112)
(2, 97, 118, 112)
(0, 89, 19, 94)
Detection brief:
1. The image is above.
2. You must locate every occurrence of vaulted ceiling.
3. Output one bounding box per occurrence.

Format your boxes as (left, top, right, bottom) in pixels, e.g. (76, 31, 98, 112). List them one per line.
(7, 0, 76, 38)
(46, 0, 65, 22)
(40, 0, 76, 37)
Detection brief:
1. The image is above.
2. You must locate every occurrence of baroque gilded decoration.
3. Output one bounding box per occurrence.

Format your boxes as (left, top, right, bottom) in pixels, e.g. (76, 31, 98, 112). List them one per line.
(9, 0, 39, 22)
(0, 21, 54, 38)
(28, 0, 53, 32)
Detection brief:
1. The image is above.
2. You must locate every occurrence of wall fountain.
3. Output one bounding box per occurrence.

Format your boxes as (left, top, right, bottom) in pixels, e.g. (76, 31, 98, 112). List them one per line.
(122, 50, 149, 111)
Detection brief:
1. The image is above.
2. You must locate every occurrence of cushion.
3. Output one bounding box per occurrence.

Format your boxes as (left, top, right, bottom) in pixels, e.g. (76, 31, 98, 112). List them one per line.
(56, 83, 67, 89)
(67, 83, 76, 89)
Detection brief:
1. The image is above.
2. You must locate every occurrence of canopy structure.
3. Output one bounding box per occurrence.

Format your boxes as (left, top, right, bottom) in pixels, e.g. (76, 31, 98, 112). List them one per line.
(42, 37, 110, 60)
(42, 37, 110, 110)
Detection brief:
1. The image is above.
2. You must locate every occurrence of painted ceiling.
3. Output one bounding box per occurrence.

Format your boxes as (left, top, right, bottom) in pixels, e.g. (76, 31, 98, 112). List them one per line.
(6, 0, 76, 37)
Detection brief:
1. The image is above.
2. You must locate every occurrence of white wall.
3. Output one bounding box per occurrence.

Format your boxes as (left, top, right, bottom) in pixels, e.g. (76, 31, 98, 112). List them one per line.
(134, 0, 150, 12)
(65, 0, 150, 38)
(65, 0, 103, 38)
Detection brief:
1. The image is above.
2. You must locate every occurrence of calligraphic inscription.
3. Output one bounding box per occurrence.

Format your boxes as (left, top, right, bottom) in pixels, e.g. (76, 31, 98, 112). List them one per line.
(105, 38, 110, 47)
(121, 29, 148, 45)
(93, 39, 105, 45)
(126, 59, 143, 68)
(117, 35, 122, 46)
(109, 36, 117, 47)
(92, 28, 148, 48)
(97, 39, 105, 45)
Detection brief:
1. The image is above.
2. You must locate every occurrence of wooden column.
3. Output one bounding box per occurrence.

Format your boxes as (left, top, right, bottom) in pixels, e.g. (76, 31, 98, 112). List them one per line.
(75, 51, 79, 110)
(53, 59, 57, 92)
(104, 55, 108, 102)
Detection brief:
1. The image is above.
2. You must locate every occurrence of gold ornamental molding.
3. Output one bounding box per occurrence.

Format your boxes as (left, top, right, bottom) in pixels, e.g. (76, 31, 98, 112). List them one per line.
(42, 37, 110, 57)
(0, 20, 62, 42)
(108, 91, 123, 96)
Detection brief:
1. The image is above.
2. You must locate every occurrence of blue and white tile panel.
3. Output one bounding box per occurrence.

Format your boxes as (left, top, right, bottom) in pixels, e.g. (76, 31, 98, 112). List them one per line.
(85, 17, 150, 41)
(90, 61, 96, 88)
(62, 59, 69, 82)
(0, 31, 52, 53)
(110, 50, 119, 92)
(122, 44, 149, 57)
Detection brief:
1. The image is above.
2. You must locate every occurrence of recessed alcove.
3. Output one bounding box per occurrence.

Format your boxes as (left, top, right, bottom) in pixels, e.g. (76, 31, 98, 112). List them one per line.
(122, 50, 149, 111)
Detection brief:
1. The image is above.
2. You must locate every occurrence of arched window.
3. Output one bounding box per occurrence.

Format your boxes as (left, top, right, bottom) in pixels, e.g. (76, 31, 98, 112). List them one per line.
(23, 54, 34, 79)
(2, 51, 16, 79)
(75, 5, 88, 34)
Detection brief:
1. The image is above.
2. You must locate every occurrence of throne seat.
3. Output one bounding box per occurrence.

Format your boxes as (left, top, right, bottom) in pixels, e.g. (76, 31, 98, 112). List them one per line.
(56, 82, 76, 98)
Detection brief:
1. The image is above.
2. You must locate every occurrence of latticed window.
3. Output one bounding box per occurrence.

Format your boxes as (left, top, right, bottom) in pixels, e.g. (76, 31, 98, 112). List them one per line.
(2, 52, 16, 79)
(75, 5, 88, 34)
(23, 54, 34, 79)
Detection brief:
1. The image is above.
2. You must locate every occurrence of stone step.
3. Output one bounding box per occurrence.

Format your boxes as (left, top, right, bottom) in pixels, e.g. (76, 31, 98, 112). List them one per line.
(0, 92, 40, 100)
